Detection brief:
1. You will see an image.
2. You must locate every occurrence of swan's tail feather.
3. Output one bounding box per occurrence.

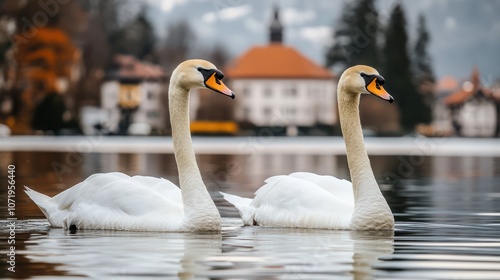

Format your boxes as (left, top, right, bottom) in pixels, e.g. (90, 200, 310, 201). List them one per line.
(219, 192, 255, 226)
(220, 192, 251, 207)
(24, 186, 54, 220)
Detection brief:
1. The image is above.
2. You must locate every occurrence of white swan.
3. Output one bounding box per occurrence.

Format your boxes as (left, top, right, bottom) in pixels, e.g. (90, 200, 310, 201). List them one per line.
(221, 65, 395, 230)
(25, 59, 235, 232)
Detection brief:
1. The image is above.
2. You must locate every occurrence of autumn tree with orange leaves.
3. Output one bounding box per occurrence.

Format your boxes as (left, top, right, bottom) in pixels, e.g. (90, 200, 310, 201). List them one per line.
(0, 0, 84, 134)
(8, 27, 79, 133)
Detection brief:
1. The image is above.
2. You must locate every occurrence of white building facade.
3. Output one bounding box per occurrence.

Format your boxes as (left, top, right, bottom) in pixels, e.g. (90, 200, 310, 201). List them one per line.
(100, 80, 165, 134)
(233, 79, 336, 128)
(455, 98, 497, 137)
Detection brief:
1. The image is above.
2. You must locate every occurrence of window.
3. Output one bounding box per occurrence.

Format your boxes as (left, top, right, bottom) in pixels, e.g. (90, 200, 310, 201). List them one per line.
(147, 111, 159, 119)
(264, 86, 273, 98)
(263, 107, 272, 117)
(283, 86, 297, 98)
(243, 86, 251, 97)
(282, 107, 297, 116)
(308, 87, 315, 97)
(243, 107, 252, 119)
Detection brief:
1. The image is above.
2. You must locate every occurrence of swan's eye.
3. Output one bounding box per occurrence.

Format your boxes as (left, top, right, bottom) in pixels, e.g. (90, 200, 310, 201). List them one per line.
(214, 70, 224, 80)
(376, 76, 385, 85)
(360, 72, 367, 77)
(197, 67, 202, 72)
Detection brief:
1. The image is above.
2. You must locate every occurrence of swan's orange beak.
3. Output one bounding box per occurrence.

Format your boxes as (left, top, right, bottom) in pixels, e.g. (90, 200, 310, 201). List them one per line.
(205, 72, 235, 99)
(366, 78, 393, 103)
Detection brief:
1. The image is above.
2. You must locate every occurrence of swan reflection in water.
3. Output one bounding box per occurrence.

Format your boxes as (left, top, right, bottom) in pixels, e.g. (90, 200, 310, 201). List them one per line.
(23, 221, 394, 279)
(24, 228, 222, 279)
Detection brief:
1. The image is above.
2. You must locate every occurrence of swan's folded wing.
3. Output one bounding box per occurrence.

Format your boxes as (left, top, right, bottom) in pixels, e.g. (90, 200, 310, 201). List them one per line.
(54, 172, 183, 217)
(54, 172, 129, 209)
(130, 175, 181, 200)
(252, 175, 353, 229)
(288, 172, 354, 202)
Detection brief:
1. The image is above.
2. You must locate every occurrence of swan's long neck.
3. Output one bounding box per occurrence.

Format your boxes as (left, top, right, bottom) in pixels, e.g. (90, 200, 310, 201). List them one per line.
(168, 80, 221, 231)
(338, 89, 376, 199)
(338, 83, 394, 230)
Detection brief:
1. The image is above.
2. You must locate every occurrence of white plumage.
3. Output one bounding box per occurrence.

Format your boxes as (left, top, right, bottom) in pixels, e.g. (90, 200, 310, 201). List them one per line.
(25, 172, 184, 231)
(221, 172, 354, 229)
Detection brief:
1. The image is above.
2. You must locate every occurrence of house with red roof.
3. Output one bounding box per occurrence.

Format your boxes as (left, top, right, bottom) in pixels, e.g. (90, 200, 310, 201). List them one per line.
(225, 8, 336, 135)
(443, 68, 498, 137)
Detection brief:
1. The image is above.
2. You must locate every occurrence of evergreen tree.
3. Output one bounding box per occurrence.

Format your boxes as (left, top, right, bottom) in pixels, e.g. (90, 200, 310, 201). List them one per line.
(325, 0, 381, 70)
(110, 7, 156, 60)
(159, 20, 195, 72)
(382, 4, 431, 131)
(94, 0, 121, 34)
(413, 14, 434, 82)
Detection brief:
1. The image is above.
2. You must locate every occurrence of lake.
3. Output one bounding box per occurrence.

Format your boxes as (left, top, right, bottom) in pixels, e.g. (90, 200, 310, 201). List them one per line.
(1, 136, 500, 279)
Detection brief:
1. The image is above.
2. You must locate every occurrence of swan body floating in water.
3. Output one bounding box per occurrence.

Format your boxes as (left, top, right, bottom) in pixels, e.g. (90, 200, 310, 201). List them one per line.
(25, 59, 235, 232)
(221, 65, 395, 230)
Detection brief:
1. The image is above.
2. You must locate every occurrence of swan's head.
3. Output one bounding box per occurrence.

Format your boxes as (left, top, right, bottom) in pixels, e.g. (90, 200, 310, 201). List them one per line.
(171, 59, 235, 99)
(339, 65, 393, 103)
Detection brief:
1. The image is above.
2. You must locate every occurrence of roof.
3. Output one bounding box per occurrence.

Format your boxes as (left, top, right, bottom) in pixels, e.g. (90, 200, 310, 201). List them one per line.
(436, 76, 459, 92)
(444, 67, 483, 105)
(225, 43, 334, 79)
(108, 55, 166, 82)
(444, 89, 475, 105)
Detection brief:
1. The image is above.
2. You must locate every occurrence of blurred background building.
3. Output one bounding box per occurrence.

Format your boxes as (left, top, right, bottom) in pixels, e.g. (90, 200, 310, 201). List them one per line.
(443, 68, 498, 137)
(99, 54, 167, 135)
(226, 8, 336, 136)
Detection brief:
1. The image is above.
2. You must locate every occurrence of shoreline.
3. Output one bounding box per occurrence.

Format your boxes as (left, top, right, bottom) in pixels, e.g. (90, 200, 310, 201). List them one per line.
(0, 135, 498, 156)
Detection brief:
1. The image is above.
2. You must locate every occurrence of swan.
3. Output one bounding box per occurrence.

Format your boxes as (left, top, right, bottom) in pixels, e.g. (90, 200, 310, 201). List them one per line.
(25, 59, 235, 232)
(221, 65, 395, 230)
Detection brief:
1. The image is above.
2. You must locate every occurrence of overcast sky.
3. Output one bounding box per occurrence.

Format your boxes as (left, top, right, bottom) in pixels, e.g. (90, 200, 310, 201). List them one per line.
(141, 0, 500, 83)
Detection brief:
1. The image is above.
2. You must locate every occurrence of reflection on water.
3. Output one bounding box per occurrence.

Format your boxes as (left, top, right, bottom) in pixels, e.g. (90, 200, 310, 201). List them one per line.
(24, 225, 223, 279)
(1, 151, 500, 278)
(6, 219, 394, 279)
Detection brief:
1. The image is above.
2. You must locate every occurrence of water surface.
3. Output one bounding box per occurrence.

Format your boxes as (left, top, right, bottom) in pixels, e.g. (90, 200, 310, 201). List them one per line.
(1, 150, 499, 279)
